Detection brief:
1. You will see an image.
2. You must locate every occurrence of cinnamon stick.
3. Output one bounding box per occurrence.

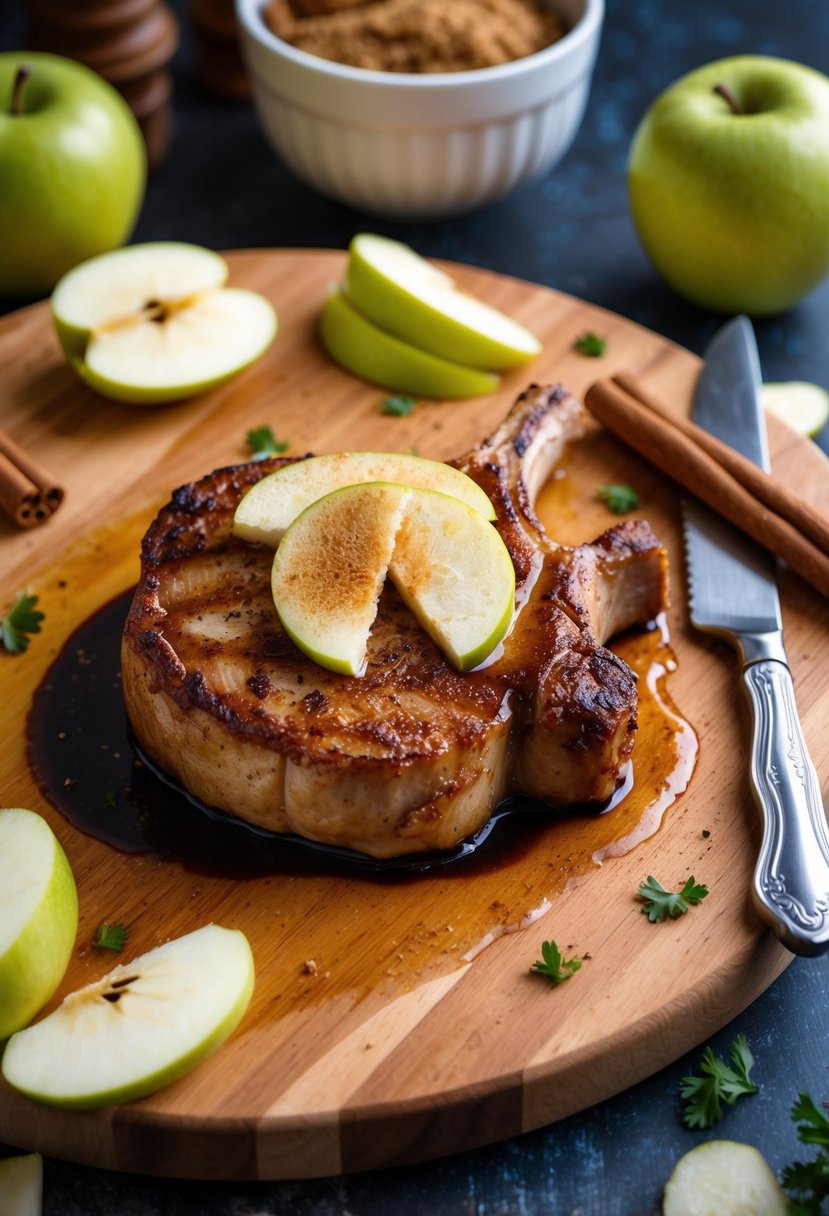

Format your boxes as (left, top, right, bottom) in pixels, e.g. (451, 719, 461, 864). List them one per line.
(584, 377, 829, 599)
(0, 428, 64, 528)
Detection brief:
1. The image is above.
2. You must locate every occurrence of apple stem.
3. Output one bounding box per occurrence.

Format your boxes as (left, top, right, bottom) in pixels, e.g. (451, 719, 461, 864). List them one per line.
(9, 65, 32, 116)
(713, 82, 742, 116)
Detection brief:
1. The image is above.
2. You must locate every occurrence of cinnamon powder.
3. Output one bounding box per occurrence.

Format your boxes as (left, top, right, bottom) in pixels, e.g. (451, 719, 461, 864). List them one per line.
(265, 0, 565, 73)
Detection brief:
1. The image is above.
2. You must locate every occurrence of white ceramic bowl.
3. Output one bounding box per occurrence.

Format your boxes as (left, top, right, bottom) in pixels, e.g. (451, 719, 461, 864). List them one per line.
(235, 0, 604, 219)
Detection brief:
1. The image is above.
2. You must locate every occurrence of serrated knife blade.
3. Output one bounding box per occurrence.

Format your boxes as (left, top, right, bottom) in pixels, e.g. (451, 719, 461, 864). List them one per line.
(683, 315, 829, 956)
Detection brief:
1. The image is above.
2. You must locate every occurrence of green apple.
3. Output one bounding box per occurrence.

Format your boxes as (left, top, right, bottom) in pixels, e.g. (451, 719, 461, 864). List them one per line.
(388, 487, 515, 672)
(51, 242, 277, 404)
(628, 56, 829, 315)
(762, 381, 829, 437)
(662, 1140, 787, 1216)
(320, 288, 500, 400)
(232, 450, 495, 547)
(0, 52, 146, 298)
(0, 1152, 42, 1216)
(1, 924, 254, 1110)
(271, 482, 514, 675)
(343, 234, 542, 370)
(273, 481, 410, 676)
(0, 807, 78, 1041)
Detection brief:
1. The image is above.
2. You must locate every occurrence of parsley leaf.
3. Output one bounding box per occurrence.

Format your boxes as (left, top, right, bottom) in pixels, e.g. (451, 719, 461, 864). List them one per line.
(782, 1092, 829, 1214)
(680, 1034, 758, 1129)
(382, 395, 416, 417)
(1, 591, 44, 655)
(574, 332, 607, 357)
(246, 425, 290, 461)
(94, 922, 130, 952)
(638, 875, 709, 922)
(531, 939, 582, 985)
(597, 483, 640, 514)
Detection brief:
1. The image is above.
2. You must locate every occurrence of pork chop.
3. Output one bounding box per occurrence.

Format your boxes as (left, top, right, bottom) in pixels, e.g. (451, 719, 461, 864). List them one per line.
(122, 384, 668, 858)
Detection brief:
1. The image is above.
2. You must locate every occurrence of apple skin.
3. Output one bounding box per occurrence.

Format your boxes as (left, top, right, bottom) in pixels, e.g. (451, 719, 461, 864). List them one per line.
(628, 56, 829, 315)
(0, 52, 146, 298)
(0, 808, 78, 1042)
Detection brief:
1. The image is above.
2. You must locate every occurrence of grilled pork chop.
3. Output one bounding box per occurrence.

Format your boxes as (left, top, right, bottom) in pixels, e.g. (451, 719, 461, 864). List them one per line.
(122, 385, 668, 858)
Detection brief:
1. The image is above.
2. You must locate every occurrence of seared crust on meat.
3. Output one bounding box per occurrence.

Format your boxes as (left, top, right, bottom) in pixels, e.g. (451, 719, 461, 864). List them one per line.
(122, 384, 669, 857)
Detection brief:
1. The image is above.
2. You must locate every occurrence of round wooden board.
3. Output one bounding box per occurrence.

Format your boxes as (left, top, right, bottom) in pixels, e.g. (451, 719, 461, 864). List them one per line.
(1, 250, 827, 1180)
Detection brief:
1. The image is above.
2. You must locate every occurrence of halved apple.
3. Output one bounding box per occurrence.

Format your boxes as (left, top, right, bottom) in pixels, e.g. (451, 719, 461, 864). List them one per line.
(233, 450, 495, 547)
(1, 924, 254, 1110)
(344, 233, 542, 370)
(51, 242, 277, 405)
(0, 807, 78, 1041)
(662, 1140, 787, 1216)
(0, 1152, 42, 1216)
(320, 287, 500, 400)
(272, 481, 410, 676)
(271, 482, 515, 676)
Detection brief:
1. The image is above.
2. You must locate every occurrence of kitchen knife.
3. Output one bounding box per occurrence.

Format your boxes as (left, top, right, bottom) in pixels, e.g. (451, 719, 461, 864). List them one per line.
(683, 314, 829, 956)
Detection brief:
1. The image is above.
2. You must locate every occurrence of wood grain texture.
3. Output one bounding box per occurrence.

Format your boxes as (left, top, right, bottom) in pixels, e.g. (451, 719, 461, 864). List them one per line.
(0, 249, 827, 1180)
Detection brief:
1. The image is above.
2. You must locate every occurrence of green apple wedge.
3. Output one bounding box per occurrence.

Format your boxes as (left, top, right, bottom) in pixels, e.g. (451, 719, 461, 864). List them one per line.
(1, 924, 254, 1110)
(51, 242, 277, 405)
(0, 1152, 43, 1216)
(762, 381, 829, 437)
(233, 450, 495, 547)
(320, 287, 500, 400)
(662, 1140, 788, 1216)
(0, 807, 78, 1041)
(271, 481, 515, 676)
(344, 234, 542, 370)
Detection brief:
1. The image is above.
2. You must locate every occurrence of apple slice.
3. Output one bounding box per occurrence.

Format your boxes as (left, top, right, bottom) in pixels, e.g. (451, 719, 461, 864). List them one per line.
(0, 807, 78, 1041)
(320, 287, 500, 400)
(272, 481, 410, 676)
(662, 1140, 788, 1216)
(762, 381, 829, 437)
(51, 242, 277, 405)
(271, 482, 515, 675)
(1, 924, 254, 1110)
(388, 488, 515, 671)
(233, 450, 495, 547)
(0, 1153, 42, 1216)
(344, 233, 542, 370)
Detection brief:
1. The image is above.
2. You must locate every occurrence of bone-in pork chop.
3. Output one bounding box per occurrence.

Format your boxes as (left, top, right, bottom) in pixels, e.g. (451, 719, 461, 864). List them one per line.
(122, 385, 668, 858)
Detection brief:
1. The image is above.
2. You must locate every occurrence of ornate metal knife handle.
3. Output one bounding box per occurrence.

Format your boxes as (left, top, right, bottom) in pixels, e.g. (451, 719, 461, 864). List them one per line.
(742, 656, 829, 955)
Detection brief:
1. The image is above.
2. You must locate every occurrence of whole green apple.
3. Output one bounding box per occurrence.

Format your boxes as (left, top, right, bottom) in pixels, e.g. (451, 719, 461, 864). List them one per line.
(0, 52, 146, 298)
(628, 56, 829, 315)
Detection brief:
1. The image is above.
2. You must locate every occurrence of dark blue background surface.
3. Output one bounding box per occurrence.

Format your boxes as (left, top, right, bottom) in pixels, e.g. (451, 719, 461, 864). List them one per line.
(3, 1, 829, 1211)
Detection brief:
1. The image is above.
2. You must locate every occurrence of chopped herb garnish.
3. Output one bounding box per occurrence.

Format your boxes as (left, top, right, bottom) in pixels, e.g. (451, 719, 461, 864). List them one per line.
(574, 332, 607, 357)
(381, 395, 416, 417)
(782, 1091, 829, 1214)
(530, 939, 582, 985)
(94, 922, 130, 952)
(597, 483, 640, 514)
(103, 789, 118, 810)
(246, 425, 290, 461)
(1, 591, 44, 655)
(638, 875, 709, 923)
(680, 1034, 758, 1128)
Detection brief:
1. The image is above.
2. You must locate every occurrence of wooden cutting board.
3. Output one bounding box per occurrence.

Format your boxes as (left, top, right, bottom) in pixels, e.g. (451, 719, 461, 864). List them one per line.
(1, 249, 827, 1181)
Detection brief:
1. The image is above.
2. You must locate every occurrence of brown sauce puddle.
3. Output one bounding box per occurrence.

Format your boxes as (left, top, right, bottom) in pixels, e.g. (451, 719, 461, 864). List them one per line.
(27, 590, 698, 1014)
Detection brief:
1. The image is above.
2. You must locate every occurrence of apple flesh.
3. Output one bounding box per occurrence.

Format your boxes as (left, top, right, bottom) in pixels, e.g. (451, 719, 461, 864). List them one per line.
(762, 381, 829, 438)
(662, 1140, 788, 1216)
(628, 56, 829, 315)
(0, 1152, 43, 1216)
(344, 233, 542, 370)
(232, 450, 495, 547)
(51, 242, 277, 404)
(0, 807, 78, 1041)
(0, 52, 146, 297)
(320, 288, 500, 400)
(271, 482, 515, 676)
(1, 924, 255, 1110)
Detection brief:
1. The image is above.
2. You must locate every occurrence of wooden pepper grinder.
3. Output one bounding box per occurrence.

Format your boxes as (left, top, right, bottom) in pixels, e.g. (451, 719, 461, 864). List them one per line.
(24, 0, 180, 170)
(188, 0, 251, 102)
